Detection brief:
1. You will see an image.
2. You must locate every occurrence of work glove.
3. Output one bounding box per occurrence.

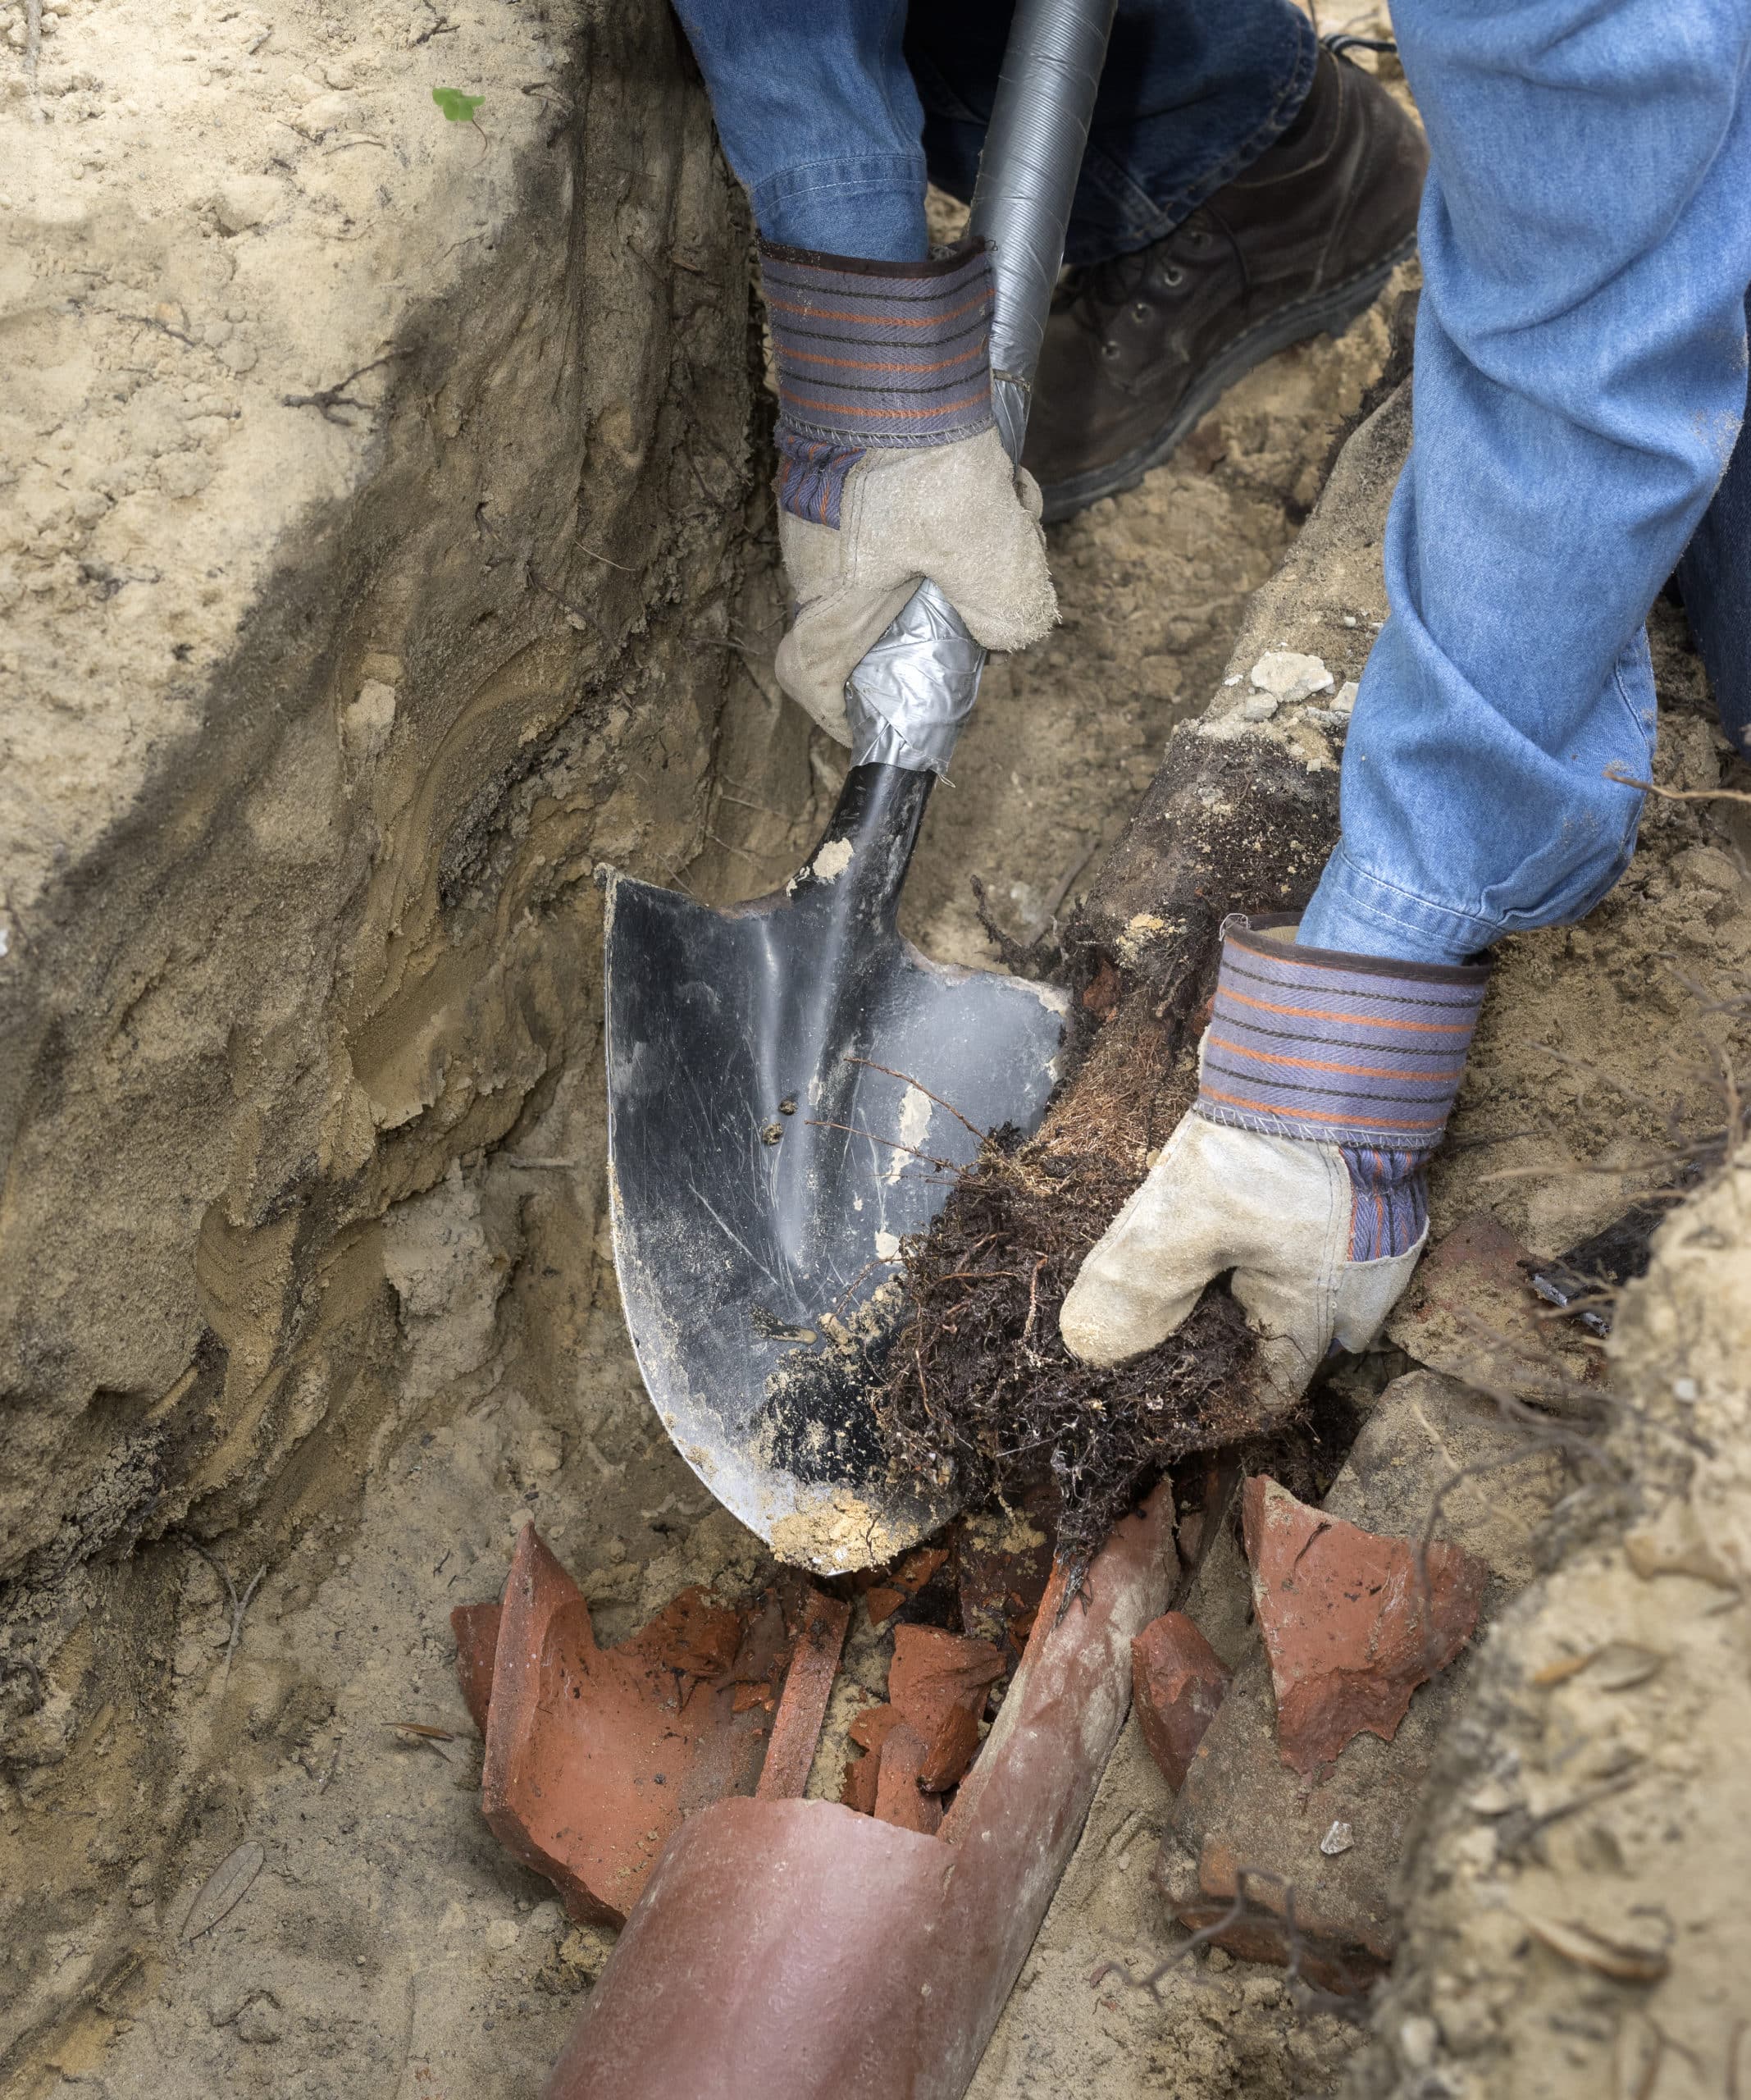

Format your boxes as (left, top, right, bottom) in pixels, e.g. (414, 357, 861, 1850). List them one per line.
(762, 239, 1056, 743)
(1059, 915, 1488, 1403)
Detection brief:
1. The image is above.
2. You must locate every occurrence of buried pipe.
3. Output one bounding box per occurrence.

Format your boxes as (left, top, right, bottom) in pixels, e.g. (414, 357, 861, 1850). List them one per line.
(540, 1484, 1176, 2100)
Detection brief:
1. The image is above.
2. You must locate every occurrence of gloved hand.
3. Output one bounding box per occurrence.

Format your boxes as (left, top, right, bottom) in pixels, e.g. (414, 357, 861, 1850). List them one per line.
(761, 240, 1056, 743)
(1059, 915, 1488, 1402)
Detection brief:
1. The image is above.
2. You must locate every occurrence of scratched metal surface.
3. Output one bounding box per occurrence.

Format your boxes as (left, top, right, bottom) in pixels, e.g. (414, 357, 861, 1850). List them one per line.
(604, 792, 1067, 1573)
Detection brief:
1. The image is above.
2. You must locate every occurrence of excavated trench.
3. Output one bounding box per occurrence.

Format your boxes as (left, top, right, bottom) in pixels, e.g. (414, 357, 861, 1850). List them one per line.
(6, 6, 1751, 2097)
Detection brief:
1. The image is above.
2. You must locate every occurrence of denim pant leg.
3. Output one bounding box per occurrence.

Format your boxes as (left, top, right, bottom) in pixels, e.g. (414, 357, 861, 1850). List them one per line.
(905, 0, 1316, 267)
(672, 0, 1316, 266)
(671, 0, 930, 258)
(1301, 0, 1751, 968)
(1676, 289, 1751, 762)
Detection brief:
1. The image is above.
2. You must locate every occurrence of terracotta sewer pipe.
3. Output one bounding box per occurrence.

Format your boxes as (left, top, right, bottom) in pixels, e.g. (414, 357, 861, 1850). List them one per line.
(541, 1484, 1175, 2100)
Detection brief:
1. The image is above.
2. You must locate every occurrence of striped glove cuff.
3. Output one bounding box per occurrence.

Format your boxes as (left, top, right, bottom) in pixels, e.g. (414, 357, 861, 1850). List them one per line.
(1197, 916, 1486, 1262)
(760, 240, 996, 527)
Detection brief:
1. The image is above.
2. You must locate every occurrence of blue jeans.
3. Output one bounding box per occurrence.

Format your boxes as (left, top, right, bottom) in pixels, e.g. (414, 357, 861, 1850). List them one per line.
(1300, 0, 1751, 965)
(669, 0, 1316, 263)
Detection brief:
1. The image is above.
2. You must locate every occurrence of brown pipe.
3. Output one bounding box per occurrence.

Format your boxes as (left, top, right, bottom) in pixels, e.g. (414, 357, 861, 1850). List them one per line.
(543, 1486, 1174, 2100)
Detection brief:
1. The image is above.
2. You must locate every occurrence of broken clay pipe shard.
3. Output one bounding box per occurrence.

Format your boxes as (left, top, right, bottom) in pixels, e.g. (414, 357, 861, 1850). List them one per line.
(543, 1486, 1177, 2100)
(873, 1721, 943, 1834)
(467, 1527, 839, 1926)
(755, 1591, 851, 1801)
(1243, 1475, 1486, 1779)
(1130, 1611, 1230, 1791)
(887, 1623, 1005, 1742)
(917, 1703, 982, 1794)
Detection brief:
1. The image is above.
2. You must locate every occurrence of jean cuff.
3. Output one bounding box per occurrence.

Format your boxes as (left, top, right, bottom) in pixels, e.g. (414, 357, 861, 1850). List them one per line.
(751, 153, 929, 260)
(1299, 843, 1502, 967)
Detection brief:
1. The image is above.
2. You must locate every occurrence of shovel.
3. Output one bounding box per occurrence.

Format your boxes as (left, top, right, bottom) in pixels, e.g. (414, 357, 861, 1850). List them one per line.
(605, 0, 1118, 1573)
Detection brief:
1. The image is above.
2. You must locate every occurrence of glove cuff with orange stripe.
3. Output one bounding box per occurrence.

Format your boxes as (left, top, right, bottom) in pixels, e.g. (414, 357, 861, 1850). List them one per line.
(761, 239, 996, 527)
(1196, 914, 1487, 1153)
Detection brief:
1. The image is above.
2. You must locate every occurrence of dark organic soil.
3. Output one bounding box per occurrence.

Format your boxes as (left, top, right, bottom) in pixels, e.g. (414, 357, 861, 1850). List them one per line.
(874, 1124, 1262, 1573)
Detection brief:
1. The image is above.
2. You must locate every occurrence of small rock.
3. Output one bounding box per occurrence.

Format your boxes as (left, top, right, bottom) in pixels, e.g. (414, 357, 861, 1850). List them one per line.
(291, 91, 350, 138)
(1243, 1475, 1487, 1778)
(1332, 679, 1359, 713)
(1320, 1819, 1354, 1856)
(1239, 694, 1279, 723)
(1249, 651, 1334, 706)
(155, 453, 214, 501)
(212, 174, 283, 234)
(235, 1994, 285, 2044)
(1398, 2015, 1439, 2070)
(484, 1916, 519, 1951)
(1130, 1611, 1231, 1790)
(341, 678, 397, 762)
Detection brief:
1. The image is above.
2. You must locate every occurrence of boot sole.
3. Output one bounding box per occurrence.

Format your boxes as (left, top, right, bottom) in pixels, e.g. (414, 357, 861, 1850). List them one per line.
(1036, 236, 1416, 525)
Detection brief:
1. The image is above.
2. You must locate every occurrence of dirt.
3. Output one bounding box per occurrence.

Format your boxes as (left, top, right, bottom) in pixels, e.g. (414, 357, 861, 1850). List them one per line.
(7, 8, 1751, 2098)
(1350, 1147, 1751, 2100)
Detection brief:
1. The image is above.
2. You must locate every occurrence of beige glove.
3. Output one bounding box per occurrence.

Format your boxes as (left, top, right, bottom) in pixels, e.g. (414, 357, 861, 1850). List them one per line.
(773, 429, 1056, 742)
(760, 237, 1055, 745)
(1060, 1113, 1424, 1402)
(1059, 915, 1489, 1405)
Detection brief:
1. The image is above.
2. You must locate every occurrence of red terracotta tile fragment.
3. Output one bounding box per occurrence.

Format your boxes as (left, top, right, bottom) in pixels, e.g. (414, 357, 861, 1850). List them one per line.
(840, 1747, 882, 1815)
(917, 1704, 981, 1794)
(872, 1720, 942, 1836)
(1241, 1475, 1488, 1778)
(450, 1601, 501, 1737)
(892, 1545, 951, 1594)
(755, 1591, 851, 1801)
(464, 1528, 803, 1924)
(864, 1585, 905, 1627)
(1130, 1611, 1230, 1790)
(848, 1701, 902, 1756)
(625, 1585, 746, 1679)
(887, 1624, 1005, 1742)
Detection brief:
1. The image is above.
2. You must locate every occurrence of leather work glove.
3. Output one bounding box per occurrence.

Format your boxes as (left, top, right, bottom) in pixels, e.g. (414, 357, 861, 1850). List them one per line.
(761, 239, 1056, 742)
(1059, 915, 1488, 1402)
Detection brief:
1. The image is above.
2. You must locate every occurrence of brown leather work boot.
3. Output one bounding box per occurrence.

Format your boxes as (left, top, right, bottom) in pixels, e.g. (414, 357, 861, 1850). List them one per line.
(1024, 47, 1427, 522)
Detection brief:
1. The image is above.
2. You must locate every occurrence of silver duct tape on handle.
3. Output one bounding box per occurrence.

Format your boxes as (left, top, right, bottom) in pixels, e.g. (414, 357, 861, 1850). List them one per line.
(846, 0, 1115, 775)
(844, 582, 987, 772)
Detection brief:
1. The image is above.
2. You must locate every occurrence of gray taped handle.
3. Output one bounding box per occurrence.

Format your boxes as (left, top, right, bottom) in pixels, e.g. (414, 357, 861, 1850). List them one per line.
(845, 0, 1116, 774)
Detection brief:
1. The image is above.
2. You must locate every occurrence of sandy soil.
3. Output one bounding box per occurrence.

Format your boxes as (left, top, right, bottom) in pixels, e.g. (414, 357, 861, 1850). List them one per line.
(2, 249, 1417, 2100)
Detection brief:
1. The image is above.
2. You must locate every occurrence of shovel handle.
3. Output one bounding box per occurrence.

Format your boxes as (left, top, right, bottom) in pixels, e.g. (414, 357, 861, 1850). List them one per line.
(844, 0, 1117, 775)
(975, 0, 1117, 464)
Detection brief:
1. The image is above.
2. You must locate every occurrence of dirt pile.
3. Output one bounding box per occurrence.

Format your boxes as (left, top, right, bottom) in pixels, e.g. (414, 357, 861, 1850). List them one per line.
(0, 0, 778, 2076)
(1348, 1148, 1751, 2099)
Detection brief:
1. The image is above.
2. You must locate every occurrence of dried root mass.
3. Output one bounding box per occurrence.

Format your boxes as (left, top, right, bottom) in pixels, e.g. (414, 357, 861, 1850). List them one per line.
(875, 1130, 1259, 1570)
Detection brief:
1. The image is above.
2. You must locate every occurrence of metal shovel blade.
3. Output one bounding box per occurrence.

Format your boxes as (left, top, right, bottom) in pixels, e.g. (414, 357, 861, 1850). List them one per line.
(605, 765, 1067, 1573)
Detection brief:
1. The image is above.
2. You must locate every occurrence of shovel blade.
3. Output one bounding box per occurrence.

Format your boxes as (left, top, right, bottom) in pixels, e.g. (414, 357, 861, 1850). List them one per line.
(604, 772, 1066, 1573)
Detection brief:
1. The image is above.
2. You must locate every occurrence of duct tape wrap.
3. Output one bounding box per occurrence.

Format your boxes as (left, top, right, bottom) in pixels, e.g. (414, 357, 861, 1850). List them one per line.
(846, 580, 987, 774)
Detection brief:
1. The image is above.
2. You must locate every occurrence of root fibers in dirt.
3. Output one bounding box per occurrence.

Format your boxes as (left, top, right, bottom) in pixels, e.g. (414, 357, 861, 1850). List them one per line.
(875, 1133, 1259, 1570)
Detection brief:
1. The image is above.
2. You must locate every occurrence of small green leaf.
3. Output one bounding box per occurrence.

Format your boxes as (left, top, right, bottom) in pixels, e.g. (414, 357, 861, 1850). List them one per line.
(432, 87, 485, 121)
